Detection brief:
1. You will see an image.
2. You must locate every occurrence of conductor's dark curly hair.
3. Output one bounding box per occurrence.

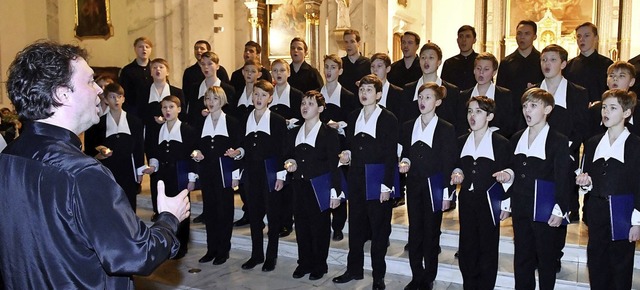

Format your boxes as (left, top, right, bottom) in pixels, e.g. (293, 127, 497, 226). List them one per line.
(6, 40, 88, 120)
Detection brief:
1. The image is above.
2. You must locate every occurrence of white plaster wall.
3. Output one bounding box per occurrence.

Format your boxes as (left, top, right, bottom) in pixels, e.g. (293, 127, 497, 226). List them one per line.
(430, 0, 476, 74)
(629, 0, 640, 58)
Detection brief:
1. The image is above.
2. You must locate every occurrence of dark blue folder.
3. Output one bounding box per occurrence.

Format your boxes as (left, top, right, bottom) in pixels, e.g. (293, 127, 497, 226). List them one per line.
(177, 160, 200, 191)
(486, 182, 505, 226)
(533, 179, 569, 225)
(364, 164, 400, 201)
(219, 156, 234, 188)
(428, 172, 444, 213)
(310, 172, 332, 212)
(609, 193, 634, 241)
(264, 157, 278, 192)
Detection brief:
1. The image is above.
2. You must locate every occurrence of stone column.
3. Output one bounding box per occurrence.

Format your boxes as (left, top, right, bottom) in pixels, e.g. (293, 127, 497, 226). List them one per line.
(244, 0, 267, 64)
(596, 0, 614, 58)
(618, 0, 632, 60)
(305, 0, 322, 68)
(474, 0, 487, 53)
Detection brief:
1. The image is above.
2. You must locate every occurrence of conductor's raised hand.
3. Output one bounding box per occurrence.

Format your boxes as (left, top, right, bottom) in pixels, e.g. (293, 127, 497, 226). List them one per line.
(156, 180, 190, 222)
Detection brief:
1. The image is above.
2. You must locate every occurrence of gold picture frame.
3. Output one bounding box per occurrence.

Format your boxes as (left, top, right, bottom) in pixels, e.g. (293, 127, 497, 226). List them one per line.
(74, 0, 113, 40)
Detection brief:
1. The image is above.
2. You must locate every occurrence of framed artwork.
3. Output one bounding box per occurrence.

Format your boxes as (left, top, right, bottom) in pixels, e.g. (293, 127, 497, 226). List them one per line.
(74, 0, 113, 39)
(507, 0, 595, 35)
(267, 0, 306, 59)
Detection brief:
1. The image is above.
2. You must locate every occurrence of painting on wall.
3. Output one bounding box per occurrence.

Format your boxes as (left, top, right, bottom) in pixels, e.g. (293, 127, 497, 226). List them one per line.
(268, 0, 306, 58)
(507, 0, 595, 35)
(75, 0, 113, 39)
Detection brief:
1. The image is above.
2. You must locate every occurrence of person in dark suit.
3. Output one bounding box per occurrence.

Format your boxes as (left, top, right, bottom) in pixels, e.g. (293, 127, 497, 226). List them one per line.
(401, 43, 462, 134)
(191, 86, 241, 266)
(576, 89, 640, 290)
(144, 95, 198, 259)
(629, 53, 640, 97)
(370, 53, 403, 117)
(84, 83, 145, 210)
(398, 82, 457, 290)
(496, 20, 544, 112)
(441, 25, 479, 91)
(319, 54, 359, 241)
(332, 75, 398, 290)
(184, 51, 236, 130)
(338, 29, 371, 95)
(494, 88, 571, 290)
(139, 58, 185, 139)
(182, 40, 230, 102)
(459, 52, 516, 139)
(450, 96, 511, 290)
(270, 58, 304, 238)
(119, 37, 154, 118)
(563, 22, 614, 104)
(284, 90, 341, 281)
(289, 37, 323, 93)
(229, 41, 272, 91)
(229, 80, 287, 272)
(388, 31, 422, 88)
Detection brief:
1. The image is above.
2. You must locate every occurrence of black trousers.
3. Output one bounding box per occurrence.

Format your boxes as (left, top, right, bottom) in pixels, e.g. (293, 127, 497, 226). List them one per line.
(346, 167, 392, 279)
(406, 182, 442, 285)
(512, 214, 561, 290)
(279, 184, 294, 230)
(331, 166, 349, 233)
(586, 196, 635, 290)
(246, 168, 281, 260)
(458, 190, 499, 290)
(292, 179, 331, 274)
(201, 176, 234, 258)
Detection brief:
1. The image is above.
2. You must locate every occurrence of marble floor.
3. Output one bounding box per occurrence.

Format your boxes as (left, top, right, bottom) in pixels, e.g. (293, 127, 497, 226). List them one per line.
(133, 182, 640, 289)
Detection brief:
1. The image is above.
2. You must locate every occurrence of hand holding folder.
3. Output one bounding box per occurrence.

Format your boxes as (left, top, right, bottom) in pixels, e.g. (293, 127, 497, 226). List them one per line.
(364, 164, 401, 201)
(486, 182, 505, 226)
(533, 179, 569, 226)
(428, 173, 444, 213)
(310, 173, 332, 212)
(609, 193, 634, 241)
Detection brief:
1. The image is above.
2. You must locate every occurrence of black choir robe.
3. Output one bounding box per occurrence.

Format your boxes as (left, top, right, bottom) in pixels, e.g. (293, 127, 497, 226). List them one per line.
(388, 56, 422, 88)
(120, 60, 153, 117)
(182, 62, 230, 100)
(401, 79, 462, 133)
(400, 117, 457, 284)
(379, 81, 404, 118)
(441, 51, 479, 91)
(270, 85, 304, 125)
(0, 122, 180, 290)
(139, 84, 186, 131)
(196, 113, 242, 260)
(84, 112, 145, 208)
(184, 80, 236, 129)
(338, 55, 371, 95)
(629, 54, 640, 97)
(581, 131, 640, 290)
(563, 51, 614, 103)
(319, 87, 359, 126)
(496, 49, 544, 110)
(289, 61, 324, 93)
(230, 67, 272, 94)
(459, 85, 517, 138)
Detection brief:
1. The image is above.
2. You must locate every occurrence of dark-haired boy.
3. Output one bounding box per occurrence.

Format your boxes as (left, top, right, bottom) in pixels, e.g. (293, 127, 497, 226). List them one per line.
(229, 41, 272, 92)
(288, 37, 324, 93)
(338, 29, 371, 95)
(182, 40, 230, 102)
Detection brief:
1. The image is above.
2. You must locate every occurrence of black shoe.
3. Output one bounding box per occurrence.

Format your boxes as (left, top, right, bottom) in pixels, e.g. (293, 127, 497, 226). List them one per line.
(404, 242, 409, 251)
(292, 267, 308, 279)
(422, 281, 434, 290)
(262, 258, 277, 272)
(172, 249, 187, 260)
(454, 251, 459, 258)
(373, 278, 386, 290)
(332, 231, 344, 241)
(151, 213, 159, 222)
(556, 259, 562, 273)
(404, 280, 419, 290)
(309, 272, 325, 280)
(234, 216, 250, 227)
(212, 254, 229, 265)
(279, 227, 292, 238)
(332, 272, 363, 283)
(198, 253, 215, 263)
(241, 257, 264, 269)
(193, 213, 205, 224)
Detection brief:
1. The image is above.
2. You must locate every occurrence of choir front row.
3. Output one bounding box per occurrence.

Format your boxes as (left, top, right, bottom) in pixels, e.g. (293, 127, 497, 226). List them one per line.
(87, 73, 640, 290)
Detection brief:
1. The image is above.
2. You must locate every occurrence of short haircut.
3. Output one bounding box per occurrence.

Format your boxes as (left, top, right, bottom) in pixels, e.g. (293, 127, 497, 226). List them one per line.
(602, 89, 637, 114)
(271, 59, 290, 72)
(95, 74, 114, 84)
(467, 96, 496, 114)
(195, 40, 211, 51)
(290, 37, 308, 52)
(304, 90, 326, 108)
(419, 42, 443, 60)
(359, 74, 383, 93)
(134, 37, 153, 47)
(343, 29, 361, 42)
(324, 54, 343, 69)
(150, 58, 170, 72)
(161, 95, 181, 107)
(576, 22, 598, 36)
(474, 52, 499, 70)
(607, 60, 636, 75)
(403, 31, 421, 46)
(521, 87, 554, 107)
(541, 44, 569, 62)
(418, 82, 447, 100)
(205, 86, 228, 106)
(254, 79, 274, 95)
(103, 83, 124, 96)
(200, 51, 220, 64)
(370, 53, 391, 67)
(458, 25, 477, 38)
(245, 41, 262, 54)
(7, 41, 88, 120)
(517, 20, 537, 34)
(243, 58, 262, 70)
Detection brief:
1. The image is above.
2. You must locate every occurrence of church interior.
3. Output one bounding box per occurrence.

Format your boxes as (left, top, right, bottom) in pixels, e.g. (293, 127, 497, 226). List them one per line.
(2, 0, 640, 289)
